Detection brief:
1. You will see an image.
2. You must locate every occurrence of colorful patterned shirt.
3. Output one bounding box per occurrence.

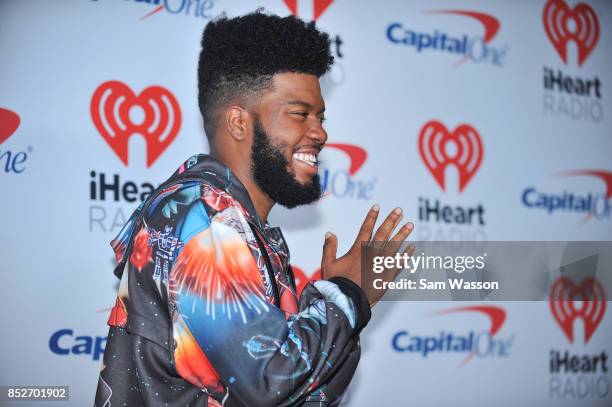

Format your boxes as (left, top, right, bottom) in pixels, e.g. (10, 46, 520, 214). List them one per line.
(95, 154, 371, 406)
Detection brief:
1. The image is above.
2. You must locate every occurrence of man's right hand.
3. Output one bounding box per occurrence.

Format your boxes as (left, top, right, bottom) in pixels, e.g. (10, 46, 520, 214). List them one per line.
(321, 205, 415, 307)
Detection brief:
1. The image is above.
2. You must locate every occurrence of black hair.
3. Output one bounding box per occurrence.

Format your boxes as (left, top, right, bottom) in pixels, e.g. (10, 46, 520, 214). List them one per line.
(197, 11, 334, 139)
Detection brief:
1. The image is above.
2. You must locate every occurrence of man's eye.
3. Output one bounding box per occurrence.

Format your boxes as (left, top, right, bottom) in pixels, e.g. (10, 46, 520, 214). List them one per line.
(319, 116, 326, 123)
(291, 112, 308, 119)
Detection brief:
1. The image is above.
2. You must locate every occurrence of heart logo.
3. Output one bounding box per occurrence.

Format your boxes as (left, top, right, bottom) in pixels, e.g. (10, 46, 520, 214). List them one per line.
(543, 0, 600, 66)
(90, 80, 181, 167)
(418, 120, 483, 192)
(0, 108, 21, 144)
(549, 277, 606, 344)
(291, 266, 321, 296)
(283, 0, 335, 21)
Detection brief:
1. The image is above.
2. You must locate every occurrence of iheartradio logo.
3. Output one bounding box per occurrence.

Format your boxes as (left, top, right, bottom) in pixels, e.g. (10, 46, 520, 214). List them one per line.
(550, 277, 606, 344)
(543, 0, 600, 66)
(291, 266, 322, 296)
(418, 120, 483, 193)
(283, 0, 335, 21)
(91, 81, 181, 167)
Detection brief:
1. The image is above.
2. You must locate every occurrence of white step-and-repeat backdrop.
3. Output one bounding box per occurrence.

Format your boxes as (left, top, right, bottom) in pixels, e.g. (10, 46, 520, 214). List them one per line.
(1, 0, 611, 406)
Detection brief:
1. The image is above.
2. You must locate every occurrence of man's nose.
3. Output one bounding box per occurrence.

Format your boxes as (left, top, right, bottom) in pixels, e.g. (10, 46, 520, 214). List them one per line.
(307, 123, 328, 146)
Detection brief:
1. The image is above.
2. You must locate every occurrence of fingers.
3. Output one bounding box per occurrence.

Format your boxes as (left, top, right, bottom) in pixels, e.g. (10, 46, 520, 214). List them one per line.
(388, 244, 416, 281)
(390, 221, 414, 243)
(367, 243, 416, 308)
(353, 204, 380, 246)
(321, 232, 338, 270)
(373, 207, 403, 242)
(396, 243, 416, 266)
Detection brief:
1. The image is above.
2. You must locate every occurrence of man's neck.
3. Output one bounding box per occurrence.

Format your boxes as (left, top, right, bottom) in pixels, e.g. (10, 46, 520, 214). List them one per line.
(242, 179, 275, 224)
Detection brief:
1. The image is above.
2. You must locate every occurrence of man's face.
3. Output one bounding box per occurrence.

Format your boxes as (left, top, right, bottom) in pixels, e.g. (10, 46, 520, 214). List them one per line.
(250, 73, 328, 208)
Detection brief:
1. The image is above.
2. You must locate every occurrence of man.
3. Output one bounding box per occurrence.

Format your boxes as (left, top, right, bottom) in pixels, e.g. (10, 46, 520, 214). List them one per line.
(95, 11, 413, 407)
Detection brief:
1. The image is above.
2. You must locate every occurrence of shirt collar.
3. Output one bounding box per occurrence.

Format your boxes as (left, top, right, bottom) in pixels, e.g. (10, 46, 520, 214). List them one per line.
(173, 153, 266, 230)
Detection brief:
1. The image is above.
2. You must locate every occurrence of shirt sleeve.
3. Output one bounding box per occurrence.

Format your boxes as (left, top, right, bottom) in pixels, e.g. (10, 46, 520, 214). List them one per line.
(169, 202, 369, 406)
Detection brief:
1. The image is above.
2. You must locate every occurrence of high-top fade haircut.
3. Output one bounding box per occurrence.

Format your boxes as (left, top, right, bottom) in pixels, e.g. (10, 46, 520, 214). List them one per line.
(197, 11, 334, 139)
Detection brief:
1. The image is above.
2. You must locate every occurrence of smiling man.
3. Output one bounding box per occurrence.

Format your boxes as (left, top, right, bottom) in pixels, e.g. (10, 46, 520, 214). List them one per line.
(95, 11, 413, 407)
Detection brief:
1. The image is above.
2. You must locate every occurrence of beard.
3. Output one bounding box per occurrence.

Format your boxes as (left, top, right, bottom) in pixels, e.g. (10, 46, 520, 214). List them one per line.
(251, 117, 322, 208)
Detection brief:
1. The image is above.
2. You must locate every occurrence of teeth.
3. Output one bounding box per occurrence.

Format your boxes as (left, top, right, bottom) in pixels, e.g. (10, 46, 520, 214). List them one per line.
(293, 152, 317, 166)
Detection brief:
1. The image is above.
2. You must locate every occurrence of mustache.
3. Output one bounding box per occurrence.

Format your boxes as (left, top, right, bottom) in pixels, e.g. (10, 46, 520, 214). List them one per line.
(293, 142, 325, 153)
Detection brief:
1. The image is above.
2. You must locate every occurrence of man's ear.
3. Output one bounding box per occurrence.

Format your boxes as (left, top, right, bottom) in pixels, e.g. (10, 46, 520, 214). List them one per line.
(224, 105, 250, 142)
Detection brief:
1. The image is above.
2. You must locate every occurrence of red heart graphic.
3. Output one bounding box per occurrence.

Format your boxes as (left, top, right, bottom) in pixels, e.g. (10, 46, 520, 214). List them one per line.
(543, 0, 600, 66)
(90, 81, 181, 167)
(418, 120, 483, 192)
(549, 277, 606, 344)
(283, 0, 335, 21)
(291, 266, 321, 297)
(0, 108, 21, 144)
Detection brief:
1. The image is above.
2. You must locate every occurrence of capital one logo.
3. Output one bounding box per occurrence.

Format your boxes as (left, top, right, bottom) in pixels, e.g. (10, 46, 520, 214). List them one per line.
(550, 277, 606, 344)
(522, 169, 612, 222)
(325, 143, 367, 175)
(386, 9, 507, 67)
(0, 108, 20, 144)
(560, 169, 612, 222)
(392, 305, 512, 367)
(319, 143, 375, 200)
(427, 9, 501, 67)
(543, 0, 600, 66)
(561, 170, 612, 200)
(0, 107, 32, 174)
(433, 305, 508, 367)
(91, 81, 181, 167)
(418, 120, 483, 193)
(283, 0, 334, 21)
(97, 0, 216, 21)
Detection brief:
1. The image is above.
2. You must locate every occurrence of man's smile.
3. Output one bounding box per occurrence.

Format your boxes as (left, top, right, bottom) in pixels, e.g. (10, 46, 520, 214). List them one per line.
(291, 149, 320, 178)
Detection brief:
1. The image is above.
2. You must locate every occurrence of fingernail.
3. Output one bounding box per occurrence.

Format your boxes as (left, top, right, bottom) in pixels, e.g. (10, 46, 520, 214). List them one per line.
(325, 232, 332, 239)
(394, 207, 402, 215)
(372, 204, 380, 212)
(405, 222, 413, 230)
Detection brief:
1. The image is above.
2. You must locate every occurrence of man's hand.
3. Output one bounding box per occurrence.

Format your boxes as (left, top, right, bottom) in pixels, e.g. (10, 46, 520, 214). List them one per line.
(321, 205, 415, 307)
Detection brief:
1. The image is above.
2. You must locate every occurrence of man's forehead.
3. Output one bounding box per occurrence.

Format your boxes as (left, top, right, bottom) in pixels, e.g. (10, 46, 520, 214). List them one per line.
(268, 72, 325, 108)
